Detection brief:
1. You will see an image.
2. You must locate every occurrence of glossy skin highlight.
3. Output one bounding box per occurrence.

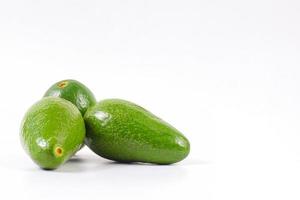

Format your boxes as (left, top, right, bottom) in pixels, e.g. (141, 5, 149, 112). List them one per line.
(20, 97, 86, 170)
(44, 79, 96, 116)
(84, 99, 190, 164)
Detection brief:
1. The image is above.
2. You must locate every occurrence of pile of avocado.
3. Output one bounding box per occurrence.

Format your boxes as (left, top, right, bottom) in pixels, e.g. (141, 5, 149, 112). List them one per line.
(20, 80, 190, 170)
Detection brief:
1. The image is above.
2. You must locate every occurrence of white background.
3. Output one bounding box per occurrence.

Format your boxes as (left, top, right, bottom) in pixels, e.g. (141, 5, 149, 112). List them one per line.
(0, 1, 299, 199)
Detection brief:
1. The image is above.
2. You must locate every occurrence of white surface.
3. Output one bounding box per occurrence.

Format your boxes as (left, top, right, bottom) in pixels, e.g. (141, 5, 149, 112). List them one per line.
(0, 1, 300, 200)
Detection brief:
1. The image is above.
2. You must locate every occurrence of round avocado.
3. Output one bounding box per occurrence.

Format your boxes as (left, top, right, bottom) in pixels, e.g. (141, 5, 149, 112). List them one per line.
(20, 97, 86, 170)
(84, 99, 190, 164)
(44, 79, 96, 115)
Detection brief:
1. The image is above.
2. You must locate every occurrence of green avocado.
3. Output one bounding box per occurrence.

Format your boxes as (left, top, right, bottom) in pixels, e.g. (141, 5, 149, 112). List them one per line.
(44, 79, 96, 115)
(20, 97, 86, 170)
(84, 99, 190, 164)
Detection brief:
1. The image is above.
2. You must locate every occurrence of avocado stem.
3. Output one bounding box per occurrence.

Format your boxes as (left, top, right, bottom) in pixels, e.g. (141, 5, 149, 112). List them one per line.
(54, 147, 63, 157)
(57, 81, 68, 88)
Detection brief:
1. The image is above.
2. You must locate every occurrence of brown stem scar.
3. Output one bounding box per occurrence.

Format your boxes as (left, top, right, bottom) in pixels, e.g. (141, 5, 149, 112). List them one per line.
(58, 81, 68, 88)
(55, 147, 63, 157)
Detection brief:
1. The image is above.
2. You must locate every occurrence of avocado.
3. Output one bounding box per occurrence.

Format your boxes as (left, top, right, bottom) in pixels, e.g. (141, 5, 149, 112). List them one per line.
(84, 99, 190, 164)
(20, 97, 85, 170)
(44, 79, 96, 115)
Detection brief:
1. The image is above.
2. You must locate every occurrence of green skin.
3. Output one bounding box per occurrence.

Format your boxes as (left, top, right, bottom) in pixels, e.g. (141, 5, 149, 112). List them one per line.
(44, 79, 96, 116)
(20, 97, 86, 170)
(84, 99, 190, 164)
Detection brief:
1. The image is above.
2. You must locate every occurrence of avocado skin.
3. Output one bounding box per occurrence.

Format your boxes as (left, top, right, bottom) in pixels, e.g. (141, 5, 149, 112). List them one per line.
(84, 99, 190, 164)
(20, 97, 85, 170)
(44, 79, 96, 115)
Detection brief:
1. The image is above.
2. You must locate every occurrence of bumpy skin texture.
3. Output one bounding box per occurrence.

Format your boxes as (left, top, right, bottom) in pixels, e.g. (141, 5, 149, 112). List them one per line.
(84, 99, 190, 164)
(20, 97, 86, 170)
(44, 79, 96, 116)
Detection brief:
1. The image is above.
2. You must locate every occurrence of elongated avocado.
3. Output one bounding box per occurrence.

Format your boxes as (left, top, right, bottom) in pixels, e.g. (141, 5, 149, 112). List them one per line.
(44, 79, 96, 115)
(84, 99, 190, 164)
(20, 97, 85, 169)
